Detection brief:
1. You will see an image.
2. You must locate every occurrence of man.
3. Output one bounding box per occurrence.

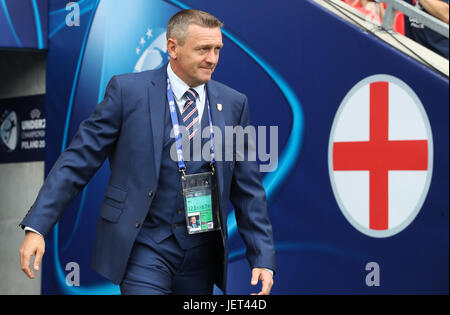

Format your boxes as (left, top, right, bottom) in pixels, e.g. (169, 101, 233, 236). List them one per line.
(404, 0, 449, 59)
(189, 216, 200, 229)
(19, 9, 276, 295)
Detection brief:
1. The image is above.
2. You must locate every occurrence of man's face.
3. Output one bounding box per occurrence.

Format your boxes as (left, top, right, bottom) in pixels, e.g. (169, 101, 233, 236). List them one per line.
(190, 217, 197, 224)
(169, 24, 223, 87)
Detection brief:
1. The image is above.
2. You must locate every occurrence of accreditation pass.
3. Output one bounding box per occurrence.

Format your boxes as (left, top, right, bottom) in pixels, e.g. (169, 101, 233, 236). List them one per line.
(182, 172, 219, 234)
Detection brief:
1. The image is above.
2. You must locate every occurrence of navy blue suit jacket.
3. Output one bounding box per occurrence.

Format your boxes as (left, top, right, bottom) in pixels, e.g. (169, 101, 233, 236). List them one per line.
(20, 65, 276, 292)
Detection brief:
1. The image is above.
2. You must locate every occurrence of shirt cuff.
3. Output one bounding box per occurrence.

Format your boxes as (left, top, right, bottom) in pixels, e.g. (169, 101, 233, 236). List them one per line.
(24, 226, 43, 236)
(262, 268, 274, 276)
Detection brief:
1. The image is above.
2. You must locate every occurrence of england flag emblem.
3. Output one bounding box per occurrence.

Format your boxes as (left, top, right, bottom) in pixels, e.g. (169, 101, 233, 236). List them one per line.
(328, 75, 433, 238)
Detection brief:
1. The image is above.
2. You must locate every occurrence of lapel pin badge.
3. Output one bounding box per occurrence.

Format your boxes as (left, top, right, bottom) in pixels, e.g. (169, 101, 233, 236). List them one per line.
(217, 103, 223, 111)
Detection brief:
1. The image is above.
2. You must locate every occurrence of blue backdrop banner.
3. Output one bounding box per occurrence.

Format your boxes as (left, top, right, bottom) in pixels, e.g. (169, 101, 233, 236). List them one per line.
(0, 0, 47, 49)
(42, 0, 448, 294)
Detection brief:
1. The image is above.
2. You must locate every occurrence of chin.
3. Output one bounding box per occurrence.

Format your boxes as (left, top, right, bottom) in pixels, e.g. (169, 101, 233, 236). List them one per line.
(195, 76, 211, 85)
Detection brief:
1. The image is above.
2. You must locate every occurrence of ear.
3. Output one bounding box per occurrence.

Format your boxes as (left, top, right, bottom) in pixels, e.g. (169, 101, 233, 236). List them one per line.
(167, 38, 177, 59)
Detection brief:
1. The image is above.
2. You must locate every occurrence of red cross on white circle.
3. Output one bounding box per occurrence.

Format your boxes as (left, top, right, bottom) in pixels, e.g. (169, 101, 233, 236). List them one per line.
(329, 75, 433, 238)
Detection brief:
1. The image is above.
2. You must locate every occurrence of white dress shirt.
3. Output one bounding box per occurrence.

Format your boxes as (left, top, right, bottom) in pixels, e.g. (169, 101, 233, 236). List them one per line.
(166, 63, 206, 121)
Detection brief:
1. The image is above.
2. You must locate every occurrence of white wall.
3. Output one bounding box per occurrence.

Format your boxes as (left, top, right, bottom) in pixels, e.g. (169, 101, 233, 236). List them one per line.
(0, 50, 46, 294)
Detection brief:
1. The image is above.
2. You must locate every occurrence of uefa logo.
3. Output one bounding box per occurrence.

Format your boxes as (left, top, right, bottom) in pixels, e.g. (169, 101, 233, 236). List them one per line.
(134, 28, 169, 73)
(0, 109, 19, 153)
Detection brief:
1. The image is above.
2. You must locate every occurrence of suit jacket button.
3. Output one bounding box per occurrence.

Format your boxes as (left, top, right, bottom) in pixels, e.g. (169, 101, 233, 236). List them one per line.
(148, 190, 153, 197)
(177, 209, 182, 214)
(135, 222, 141, 228)
(174, 224, 178, 229)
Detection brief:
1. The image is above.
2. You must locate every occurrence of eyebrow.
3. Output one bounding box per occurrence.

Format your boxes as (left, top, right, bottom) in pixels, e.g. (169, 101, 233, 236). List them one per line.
(196, 43, 223, 49)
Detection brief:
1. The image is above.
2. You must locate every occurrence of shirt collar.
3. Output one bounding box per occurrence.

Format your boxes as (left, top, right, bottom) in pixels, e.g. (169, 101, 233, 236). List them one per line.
(167, 63, 205, 101)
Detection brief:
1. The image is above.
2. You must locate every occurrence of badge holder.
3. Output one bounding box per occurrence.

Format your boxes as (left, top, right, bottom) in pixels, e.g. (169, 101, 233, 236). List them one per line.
(181, 166, 222, 235)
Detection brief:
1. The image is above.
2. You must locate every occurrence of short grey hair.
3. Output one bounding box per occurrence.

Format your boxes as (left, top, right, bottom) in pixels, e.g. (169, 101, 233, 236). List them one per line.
(167, 9, 223, 45)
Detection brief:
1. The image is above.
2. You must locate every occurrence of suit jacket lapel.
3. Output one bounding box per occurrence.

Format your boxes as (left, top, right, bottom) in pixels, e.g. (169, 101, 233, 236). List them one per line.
(207, 81, 225, 197)
(147, 69, 226, 198)
(147, 66, 167, 181)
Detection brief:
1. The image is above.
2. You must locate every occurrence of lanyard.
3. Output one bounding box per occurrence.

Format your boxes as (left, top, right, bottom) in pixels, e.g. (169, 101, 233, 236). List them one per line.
(166, 78, 216, 178)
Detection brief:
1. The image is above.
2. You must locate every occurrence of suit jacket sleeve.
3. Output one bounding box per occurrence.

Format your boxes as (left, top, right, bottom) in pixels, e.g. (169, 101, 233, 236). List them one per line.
(19, 76, 123, 237)
(229, 95, 276, 274)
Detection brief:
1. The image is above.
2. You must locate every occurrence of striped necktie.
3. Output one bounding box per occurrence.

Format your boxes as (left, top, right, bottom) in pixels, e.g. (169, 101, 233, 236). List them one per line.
(182, 88, 200, 141)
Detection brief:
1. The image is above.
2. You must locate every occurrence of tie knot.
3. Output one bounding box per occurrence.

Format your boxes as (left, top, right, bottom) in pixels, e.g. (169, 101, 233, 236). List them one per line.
(184, 88, 198, 101)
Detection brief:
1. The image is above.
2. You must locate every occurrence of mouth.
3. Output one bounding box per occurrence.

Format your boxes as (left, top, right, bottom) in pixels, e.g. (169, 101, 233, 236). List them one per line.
(200, 66, 214, 72)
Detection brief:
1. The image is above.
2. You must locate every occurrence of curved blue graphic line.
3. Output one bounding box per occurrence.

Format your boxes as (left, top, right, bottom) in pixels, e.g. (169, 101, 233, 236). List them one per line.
(30, 0, 44, 49)
(60, 16, 109, 252)
(229, 241, 370, 263)
(165, 0, 305, 240)
(223, 28, 304, 238)
(60, 3, 99, 152)
(1, 0, 22, 47)
(52, 0, 120, 295)
(97, 19, 110, 104)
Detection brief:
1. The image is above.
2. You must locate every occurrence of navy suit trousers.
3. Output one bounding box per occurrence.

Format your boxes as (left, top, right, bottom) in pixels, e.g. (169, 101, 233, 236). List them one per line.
(119, 224, 222, 295)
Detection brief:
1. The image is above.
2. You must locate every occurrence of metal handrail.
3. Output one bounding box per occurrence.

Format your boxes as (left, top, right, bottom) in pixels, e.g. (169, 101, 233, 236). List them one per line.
(382, 0, 449, 38)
